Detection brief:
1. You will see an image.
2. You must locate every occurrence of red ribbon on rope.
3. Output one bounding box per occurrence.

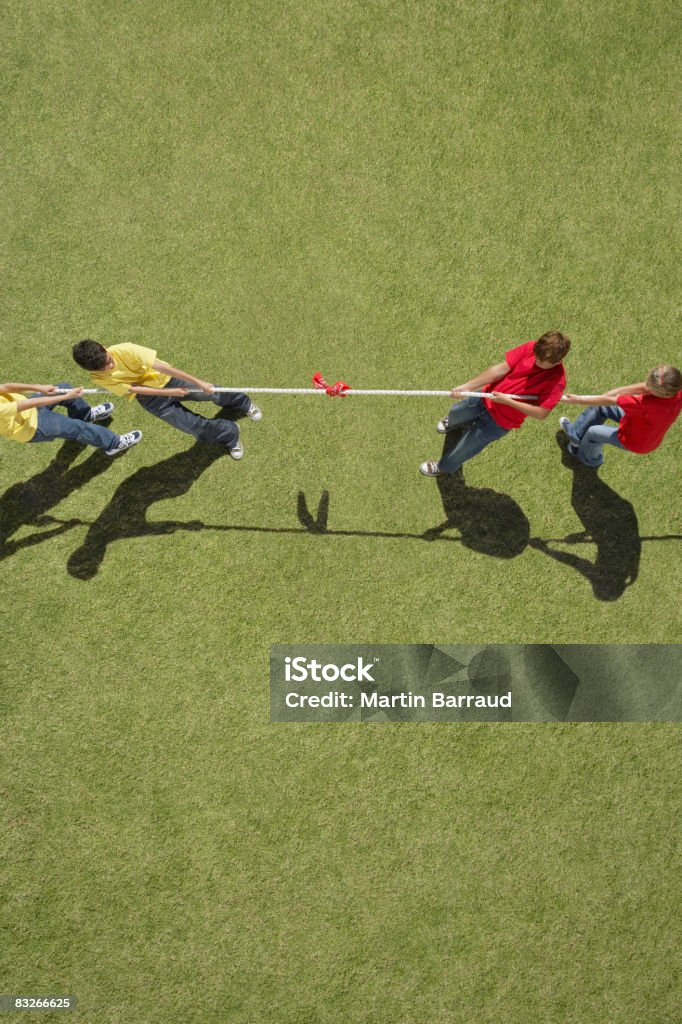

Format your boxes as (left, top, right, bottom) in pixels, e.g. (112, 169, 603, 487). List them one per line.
(312, 371, 351, 397)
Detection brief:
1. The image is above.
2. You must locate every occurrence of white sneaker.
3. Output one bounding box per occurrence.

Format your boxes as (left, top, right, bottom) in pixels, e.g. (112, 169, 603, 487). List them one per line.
(246, 402, 262, 422)
(228, 439, 244, 460)
(88, 402, 114, 422)
(436, 417, 449, 434)
(420, 461, 444, 477)
(559, 416, 573, 436)
(105, 430, 143, 456)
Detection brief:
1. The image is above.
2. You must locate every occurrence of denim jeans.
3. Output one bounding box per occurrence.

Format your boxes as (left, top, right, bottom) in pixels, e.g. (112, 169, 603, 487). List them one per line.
(438, 397, 509, 474)
(563, 405, 626, 467)
(29, 383, 119, 452)
(136, 377, 250, 447)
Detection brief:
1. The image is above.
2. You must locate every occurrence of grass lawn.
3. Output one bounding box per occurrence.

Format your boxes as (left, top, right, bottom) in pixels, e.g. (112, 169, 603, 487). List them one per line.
(1, 2, 680, 1021)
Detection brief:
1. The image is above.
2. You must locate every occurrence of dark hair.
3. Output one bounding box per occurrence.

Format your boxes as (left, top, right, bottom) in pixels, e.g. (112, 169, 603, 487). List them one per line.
(73, 339, 108, 371)
(534, 331, 571, 365)
(646, 365, 682, 398)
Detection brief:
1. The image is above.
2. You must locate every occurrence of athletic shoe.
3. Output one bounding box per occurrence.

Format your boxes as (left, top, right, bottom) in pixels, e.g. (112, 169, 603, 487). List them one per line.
(87, 402, 114, 422)
(420, 461, 444, 477)
(105, 430, 143, 456)
(559, 417, 582, 456)
(436, 417, 449, 434)
(246, 402, 262, 422)
(228, 439, 244, 460)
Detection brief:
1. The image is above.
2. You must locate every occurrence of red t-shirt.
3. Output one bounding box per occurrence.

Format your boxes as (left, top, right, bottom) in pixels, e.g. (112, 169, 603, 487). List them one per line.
(482, 341, 566, 429)
(617, 392, 682, 453)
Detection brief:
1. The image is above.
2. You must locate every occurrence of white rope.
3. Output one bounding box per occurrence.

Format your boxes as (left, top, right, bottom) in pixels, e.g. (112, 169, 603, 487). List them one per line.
(211, 387, 456, 396)
(59, 386, 538, 399)
(56, 386, 602, 401)
(55, 387, 116, 396)
(196, 387, 542, 398)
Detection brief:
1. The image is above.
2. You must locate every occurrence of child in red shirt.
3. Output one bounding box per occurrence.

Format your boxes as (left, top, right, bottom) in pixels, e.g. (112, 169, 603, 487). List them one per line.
(420, 332, 570, 477)
(560, 365, 682, 467)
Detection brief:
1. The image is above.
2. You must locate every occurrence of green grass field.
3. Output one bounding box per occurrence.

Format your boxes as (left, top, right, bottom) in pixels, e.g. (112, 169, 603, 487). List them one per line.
(2, 2, 681, 1021)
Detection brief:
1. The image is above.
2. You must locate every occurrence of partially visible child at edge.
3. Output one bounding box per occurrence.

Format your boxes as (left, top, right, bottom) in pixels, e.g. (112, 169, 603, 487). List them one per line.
(420, 331, 570, 478)
(560, 364, 682, 467)
(0, 379, 140, 456)
(72, 340, 261, 460)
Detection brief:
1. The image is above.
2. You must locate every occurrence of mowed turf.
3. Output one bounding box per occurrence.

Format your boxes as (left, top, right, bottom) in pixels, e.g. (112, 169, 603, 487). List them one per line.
(1, 2, 680, 1022)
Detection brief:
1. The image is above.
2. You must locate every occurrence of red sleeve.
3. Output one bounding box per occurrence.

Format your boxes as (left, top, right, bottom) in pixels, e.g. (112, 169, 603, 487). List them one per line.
(504, 341, 534, 369)
(617, 394, 639, 411)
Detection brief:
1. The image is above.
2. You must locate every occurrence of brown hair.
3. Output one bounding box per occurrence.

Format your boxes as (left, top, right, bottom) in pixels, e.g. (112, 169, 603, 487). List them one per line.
(72, 339, 108, 371)
(534, 331, 571, 365)
(646, 364, 682, 398)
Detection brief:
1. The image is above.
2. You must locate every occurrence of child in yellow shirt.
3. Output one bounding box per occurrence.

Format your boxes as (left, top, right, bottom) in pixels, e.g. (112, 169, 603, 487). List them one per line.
(72, 340, 261, 460)
(0, 380, 141, 456)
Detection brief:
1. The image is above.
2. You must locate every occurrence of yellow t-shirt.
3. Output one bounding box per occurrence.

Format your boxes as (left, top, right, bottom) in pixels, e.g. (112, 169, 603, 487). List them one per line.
(0, 392, 38, 443)
(90, 343, 171, 400)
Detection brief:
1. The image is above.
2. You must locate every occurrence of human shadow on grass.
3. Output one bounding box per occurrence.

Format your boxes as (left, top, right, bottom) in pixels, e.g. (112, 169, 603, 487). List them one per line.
(67, 439, 230, 580)
(529, 433, 642, 602)
(0, 441, 113, 562)
(419, 423, 530, 557)
(420, 473, 530, 557)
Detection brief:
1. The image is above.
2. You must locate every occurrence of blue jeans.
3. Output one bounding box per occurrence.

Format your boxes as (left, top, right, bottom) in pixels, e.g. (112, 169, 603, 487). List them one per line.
(438, 397, 509, 474)
(29, 383, 119, 452)
(136, 377, 250, 447)
(563, 405, 626, 467)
